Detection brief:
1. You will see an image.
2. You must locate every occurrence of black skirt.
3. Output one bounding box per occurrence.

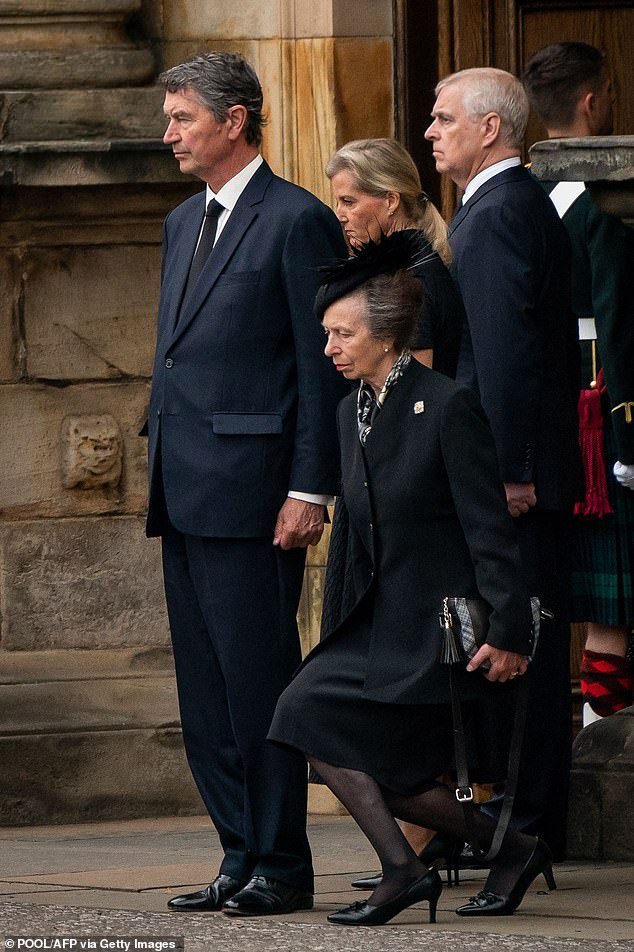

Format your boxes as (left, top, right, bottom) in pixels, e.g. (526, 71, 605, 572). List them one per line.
(269, 596, 518, 796)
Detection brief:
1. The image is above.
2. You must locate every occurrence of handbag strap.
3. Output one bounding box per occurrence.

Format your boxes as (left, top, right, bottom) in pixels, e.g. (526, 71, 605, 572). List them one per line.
(448, 662, 530, 862)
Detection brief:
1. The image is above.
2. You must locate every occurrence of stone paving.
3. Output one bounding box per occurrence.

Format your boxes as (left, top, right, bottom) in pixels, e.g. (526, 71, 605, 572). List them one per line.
(0, 816, 632, 952)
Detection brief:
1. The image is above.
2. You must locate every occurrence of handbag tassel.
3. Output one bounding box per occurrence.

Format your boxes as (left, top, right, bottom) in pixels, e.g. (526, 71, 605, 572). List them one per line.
(439, 599, 463, 664)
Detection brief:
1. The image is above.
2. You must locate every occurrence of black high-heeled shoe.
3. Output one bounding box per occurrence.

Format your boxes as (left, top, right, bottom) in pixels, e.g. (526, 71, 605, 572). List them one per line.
(329, 868, 442, 926)
(455, 838, 556, 917)
(421, 834, 463, 887)
(351, 834, 463, 890)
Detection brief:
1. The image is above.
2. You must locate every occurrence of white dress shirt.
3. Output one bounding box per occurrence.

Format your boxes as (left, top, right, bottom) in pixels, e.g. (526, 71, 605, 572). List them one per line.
(199, 154, 331, 508)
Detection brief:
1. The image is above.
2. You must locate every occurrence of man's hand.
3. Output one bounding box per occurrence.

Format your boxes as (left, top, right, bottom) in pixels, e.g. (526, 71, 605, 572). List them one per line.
(273, 498, 325, 550)
(504, 481, 537, 518)
(467, 644, 529, 683)
(614, 461, 634, 491)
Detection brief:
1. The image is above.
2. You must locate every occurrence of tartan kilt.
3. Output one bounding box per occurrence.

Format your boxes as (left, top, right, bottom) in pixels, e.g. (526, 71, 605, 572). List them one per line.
(571, 417, 634, 625)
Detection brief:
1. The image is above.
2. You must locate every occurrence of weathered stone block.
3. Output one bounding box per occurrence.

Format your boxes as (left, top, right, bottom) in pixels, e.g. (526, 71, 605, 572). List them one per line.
(24, 245, 159, 380)
(567, 707, 634, 860)
(61, 414, 123, 490)
(0, 676, 179, 736)
(0, 142, 185, 189)
(567, 769, 602, 858)
(0, 728, 202, 826)
(0, 516, 168, 649)
(0, 49, 155, 89)
(0, 89, 167, 143)
(163, 0, 281, 41)
(0, 257, 17, 382)
(602, 766, 634, 860)
(160, 0, 392, 42)
(0, 382, 150, 518)
(530, 135, 634, 183)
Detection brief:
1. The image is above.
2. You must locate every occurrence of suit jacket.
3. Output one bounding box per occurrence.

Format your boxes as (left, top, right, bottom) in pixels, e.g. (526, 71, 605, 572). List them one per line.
(146, 161, 349, 538)
(542, 183, 634, 465)
(313, 360, 534, 705)
(449, 165, 582, 510)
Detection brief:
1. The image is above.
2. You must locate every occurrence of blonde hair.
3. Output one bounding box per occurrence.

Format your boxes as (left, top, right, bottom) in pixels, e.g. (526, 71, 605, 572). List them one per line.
(435, 68, 529, 149)
(326, 138, 452, 265)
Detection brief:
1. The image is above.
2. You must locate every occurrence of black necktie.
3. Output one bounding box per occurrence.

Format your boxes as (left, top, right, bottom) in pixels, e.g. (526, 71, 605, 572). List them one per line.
(183, 198, 224, 301)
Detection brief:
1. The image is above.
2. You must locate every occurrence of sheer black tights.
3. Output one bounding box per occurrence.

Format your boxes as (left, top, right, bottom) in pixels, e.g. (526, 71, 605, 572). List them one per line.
(384, 784, 537, 896)
(309, 757, 427, 905)
(310, 757, 537, 900)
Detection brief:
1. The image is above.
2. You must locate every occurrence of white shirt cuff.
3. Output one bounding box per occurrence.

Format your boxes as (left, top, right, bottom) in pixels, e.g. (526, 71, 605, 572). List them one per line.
(288, 491, 334, 507)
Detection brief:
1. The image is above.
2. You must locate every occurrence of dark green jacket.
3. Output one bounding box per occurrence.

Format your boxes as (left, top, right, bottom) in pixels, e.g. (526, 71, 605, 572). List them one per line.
(543, 183, 634, 464)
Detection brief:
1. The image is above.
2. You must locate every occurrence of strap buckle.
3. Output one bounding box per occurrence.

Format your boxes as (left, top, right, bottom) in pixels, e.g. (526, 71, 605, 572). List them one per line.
(455, 786, 474, 802)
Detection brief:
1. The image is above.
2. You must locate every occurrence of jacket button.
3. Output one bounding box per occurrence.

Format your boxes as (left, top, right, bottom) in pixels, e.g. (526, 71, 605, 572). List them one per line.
(165, 358, 174, 368)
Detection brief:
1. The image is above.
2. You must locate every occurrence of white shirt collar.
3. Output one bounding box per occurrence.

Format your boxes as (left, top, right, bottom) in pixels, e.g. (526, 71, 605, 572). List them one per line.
(204, 154, 263, 241)
(462, 156, 522, 205)
(206, 153, 263, 210)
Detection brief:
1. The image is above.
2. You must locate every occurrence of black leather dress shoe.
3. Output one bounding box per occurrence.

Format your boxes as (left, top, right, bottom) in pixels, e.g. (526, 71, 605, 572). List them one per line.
(222, 875, 314, 916)
(167, 874, 246, 911)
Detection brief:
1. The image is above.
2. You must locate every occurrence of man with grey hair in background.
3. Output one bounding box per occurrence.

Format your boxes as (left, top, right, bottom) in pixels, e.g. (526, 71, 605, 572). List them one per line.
(425, 68, 582, 867)
(145, 51, 347, 916)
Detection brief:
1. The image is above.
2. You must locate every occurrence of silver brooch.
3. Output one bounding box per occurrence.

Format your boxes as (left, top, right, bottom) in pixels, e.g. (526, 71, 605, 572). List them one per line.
(414, 400, 425, 414)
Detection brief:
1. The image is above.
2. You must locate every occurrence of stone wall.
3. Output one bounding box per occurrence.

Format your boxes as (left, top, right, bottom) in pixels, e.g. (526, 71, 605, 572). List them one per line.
(138, 0, 394, 202)
(0, 0, 394, 824)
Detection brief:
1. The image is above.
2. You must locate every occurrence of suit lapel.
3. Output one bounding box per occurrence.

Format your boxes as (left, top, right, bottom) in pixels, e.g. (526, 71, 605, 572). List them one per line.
(168, 162, 273, 345)
(448, 200, 471, 238)
(449, 165, 526, 238)
(156, 195, 204, 345)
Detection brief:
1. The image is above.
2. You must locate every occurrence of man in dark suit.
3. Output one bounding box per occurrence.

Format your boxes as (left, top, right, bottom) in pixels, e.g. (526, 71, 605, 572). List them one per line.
(425, 68, 582, 859)
(523, 43, 634, 725)
(146, 52, 347, 915)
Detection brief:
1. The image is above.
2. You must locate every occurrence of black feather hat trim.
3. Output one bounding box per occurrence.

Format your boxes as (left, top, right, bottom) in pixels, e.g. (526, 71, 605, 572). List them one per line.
(314, 228, 435, 319)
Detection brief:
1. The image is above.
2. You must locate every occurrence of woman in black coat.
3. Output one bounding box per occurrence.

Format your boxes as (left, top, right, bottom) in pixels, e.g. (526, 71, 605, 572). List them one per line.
(268, 233, 553, 926)
(327, 139, 469, 873)
(326, 137, 464, 377)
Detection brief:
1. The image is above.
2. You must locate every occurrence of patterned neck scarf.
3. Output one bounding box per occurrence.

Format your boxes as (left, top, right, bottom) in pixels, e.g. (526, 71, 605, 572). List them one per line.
(357, 350, 411, 445)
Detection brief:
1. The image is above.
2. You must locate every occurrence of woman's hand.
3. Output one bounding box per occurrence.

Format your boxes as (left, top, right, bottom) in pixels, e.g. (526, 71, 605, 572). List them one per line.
(467, 644, 529, 683)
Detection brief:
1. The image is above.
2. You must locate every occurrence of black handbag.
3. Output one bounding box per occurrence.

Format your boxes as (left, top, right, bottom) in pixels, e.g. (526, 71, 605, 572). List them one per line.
(439, 596, 544, 669)
(438, 595, 553, 861)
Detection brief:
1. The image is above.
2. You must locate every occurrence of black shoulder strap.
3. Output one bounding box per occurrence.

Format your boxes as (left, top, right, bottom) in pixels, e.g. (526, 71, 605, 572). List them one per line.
(449, 665, 530, 861)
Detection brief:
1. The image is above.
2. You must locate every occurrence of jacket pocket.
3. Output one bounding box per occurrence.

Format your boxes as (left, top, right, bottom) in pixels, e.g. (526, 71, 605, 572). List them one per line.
(212, 412, 282, 435)
(215, 271, 259, 286)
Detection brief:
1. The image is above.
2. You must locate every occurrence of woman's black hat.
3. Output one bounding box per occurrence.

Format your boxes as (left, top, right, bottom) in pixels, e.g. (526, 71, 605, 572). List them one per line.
(313, 228, 432, 319)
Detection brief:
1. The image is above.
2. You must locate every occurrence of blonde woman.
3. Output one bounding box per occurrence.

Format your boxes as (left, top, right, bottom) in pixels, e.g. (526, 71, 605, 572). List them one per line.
(326, 138, 464, 378)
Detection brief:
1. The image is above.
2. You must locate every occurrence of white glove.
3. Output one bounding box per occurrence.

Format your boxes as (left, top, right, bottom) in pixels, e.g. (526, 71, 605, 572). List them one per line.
(613, 460, 634, 490)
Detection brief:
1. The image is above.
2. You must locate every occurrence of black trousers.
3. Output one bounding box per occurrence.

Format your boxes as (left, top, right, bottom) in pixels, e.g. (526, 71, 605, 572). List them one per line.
(484, 509, 573, 860)
(161, 522, 313, 891)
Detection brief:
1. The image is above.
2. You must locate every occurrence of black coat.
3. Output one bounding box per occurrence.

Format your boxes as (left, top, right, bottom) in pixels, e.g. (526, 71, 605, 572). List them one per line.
(316, 359, 534, 705)
(450, 165, 582, 508)
(409, 241, 466, 378)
